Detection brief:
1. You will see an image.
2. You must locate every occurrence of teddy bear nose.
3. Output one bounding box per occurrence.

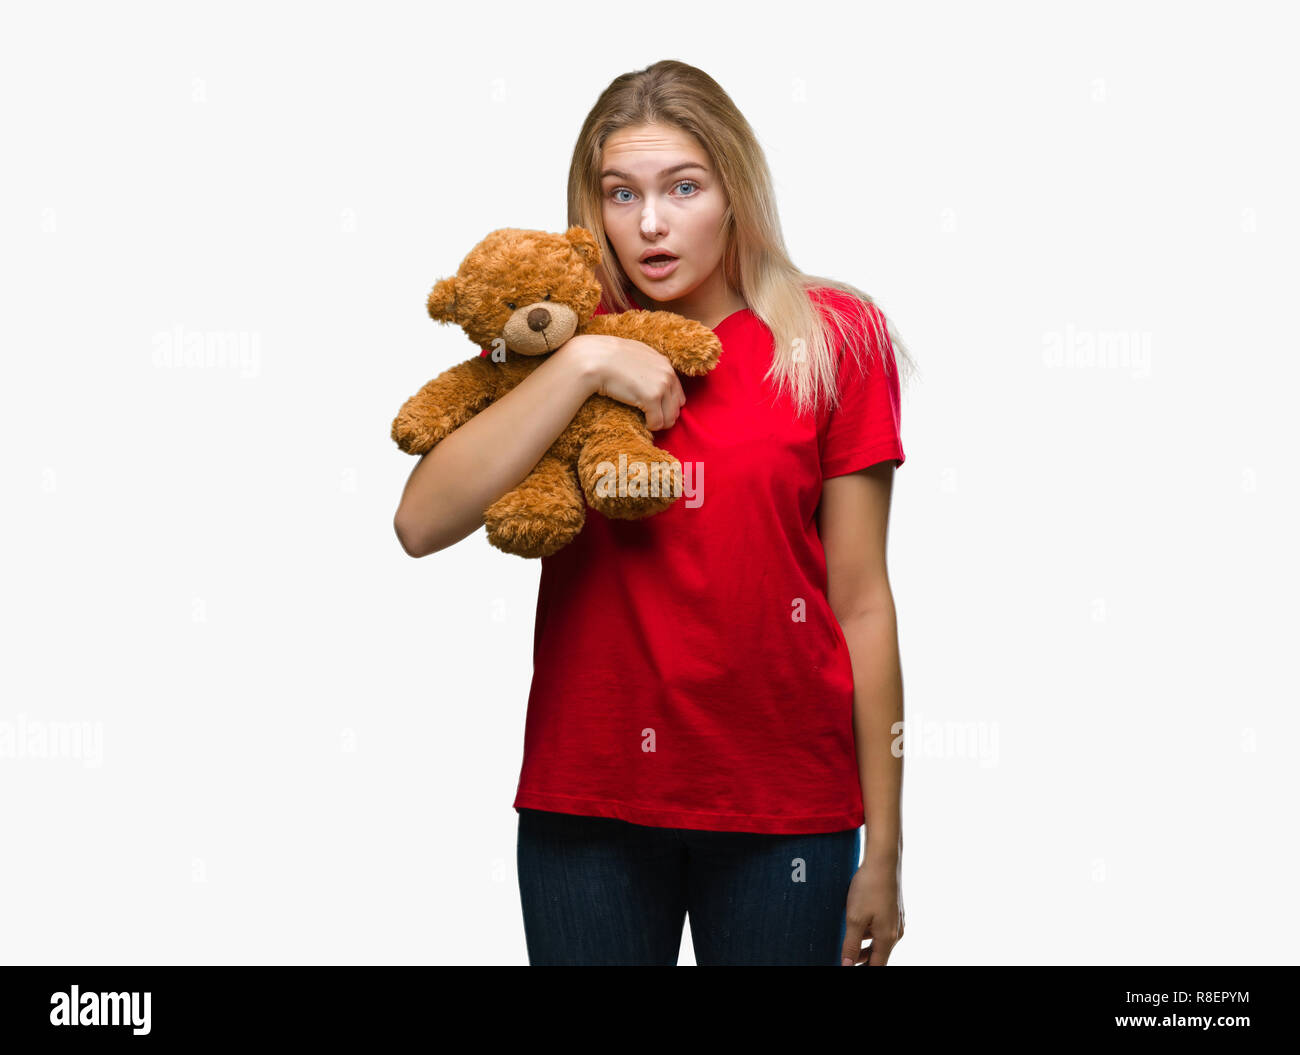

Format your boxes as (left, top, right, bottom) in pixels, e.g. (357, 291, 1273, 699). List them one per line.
(527, 307, 552, 332)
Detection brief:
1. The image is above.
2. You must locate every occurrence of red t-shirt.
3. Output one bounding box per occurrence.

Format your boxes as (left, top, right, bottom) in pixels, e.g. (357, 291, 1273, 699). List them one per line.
(506, 286, 905, 834)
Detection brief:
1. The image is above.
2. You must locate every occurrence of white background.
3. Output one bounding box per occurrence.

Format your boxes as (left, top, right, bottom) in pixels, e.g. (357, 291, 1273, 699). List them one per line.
(2, 0, 1296, 966)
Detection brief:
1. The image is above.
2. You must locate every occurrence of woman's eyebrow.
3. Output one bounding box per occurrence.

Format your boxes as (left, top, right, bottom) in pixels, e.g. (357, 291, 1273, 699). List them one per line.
(599, 162, 708, 180)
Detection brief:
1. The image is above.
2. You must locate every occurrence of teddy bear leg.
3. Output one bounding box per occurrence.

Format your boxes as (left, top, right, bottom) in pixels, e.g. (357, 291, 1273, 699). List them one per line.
(577, 420, 682, 520)
(483, 454, 586, 558)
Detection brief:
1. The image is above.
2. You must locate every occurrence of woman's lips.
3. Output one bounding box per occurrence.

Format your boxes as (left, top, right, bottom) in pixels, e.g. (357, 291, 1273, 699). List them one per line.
(638, 255, 679, 279)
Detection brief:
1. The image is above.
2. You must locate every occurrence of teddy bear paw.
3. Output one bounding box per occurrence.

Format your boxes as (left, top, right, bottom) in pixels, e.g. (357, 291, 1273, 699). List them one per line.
(480, 451, 590, 558)
(486, 516, 582, 558)
(673, 330, 723, 376)
(583, 447, 683, 520)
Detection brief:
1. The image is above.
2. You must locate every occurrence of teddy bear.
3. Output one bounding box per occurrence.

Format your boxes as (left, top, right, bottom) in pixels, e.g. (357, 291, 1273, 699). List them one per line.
(391, 226, 723, 559)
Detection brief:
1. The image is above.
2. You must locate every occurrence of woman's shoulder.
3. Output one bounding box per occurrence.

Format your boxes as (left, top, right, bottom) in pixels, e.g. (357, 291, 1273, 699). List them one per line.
(804, 285, 887, 356)
(806, 284, 881, 323)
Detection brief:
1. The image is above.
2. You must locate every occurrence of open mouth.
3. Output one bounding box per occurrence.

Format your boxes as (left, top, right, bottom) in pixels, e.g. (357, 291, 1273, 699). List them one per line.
(639, 254, 680, 278)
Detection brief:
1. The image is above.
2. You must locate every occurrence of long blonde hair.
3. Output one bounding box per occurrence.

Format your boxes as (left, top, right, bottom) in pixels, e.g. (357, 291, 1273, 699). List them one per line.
(567, 59, 918, 419)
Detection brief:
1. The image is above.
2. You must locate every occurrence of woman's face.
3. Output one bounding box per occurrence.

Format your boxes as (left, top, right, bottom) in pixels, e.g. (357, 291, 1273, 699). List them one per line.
(599, 122, 730, 307)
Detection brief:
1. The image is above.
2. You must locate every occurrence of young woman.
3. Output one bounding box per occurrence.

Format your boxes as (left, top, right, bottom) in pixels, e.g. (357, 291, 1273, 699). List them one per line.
(394, 60, 914, 966)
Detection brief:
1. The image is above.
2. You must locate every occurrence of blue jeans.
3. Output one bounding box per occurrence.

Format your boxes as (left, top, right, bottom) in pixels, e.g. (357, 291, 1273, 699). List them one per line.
(516, 807, 861, 965)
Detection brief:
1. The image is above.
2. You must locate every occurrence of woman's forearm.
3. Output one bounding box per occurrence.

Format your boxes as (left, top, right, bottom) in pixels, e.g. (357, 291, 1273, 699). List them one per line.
(841, 604, 904, 862)
(393, 341, 601, 557)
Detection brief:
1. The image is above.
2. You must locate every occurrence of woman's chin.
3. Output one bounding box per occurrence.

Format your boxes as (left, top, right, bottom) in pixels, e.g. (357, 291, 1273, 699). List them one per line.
(628, 272, 689, 306)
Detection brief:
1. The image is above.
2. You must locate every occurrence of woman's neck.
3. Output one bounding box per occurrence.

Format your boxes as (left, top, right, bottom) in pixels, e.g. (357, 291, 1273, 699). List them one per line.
(629, 277, 746, 329)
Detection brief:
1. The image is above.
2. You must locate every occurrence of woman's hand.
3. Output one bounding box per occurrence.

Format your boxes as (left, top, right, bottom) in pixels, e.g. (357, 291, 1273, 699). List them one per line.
(840, 854, 905, 965)
(559, 333, 687, 431)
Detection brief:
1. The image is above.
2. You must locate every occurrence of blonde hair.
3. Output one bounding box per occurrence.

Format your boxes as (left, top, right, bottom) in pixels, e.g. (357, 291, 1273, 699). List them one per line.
(567, 59, 918, 419)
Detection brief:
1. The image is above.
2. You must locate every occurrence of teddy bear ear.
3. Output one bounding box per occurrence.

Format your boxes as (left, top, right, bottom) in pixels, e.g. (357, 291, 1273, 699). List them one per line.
(426, 276, 458, 322)
(564, 226, 602, 270)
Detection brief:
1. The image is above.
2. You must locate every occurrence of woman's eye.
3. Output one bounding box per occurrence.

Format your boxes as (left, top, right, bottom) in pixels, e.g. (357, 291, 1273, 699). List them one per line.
(610, 182, 697, 203)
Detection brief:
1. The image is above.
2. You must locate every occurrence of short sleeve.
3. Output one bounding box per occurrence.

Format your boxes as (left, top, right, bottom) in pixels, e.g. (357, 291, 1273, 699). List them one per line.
(819, 299, 906, 478)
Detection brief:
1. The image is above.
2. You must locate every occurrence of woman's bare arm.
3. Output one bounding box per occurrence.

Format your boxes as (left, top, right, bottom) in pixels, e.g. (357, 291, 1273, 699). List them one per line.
(394, 340, 599, 557)
(818, 462, 906, 965)
(394, 331, 688, 557)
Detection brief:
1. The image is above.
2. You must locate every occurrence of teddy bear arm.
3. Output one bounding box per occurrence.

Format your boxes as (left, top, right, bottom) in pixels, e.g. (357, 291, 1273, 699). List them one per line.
(581, 313, 721, 377)
(391, 356, 502, 455)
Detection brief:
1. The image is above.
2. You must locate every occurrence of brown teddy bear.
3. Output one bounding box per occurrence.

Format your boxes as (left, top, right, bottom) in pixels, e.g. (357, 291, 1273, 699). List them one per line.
(391, 226, 723, 558)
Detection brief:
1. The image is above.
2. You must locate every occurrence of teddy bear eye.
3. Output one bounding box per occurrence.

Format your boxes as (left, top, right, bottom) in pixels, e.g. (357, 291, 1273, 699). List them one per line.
(544, 293, 551, 300)
(506, 302, 516, 310)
